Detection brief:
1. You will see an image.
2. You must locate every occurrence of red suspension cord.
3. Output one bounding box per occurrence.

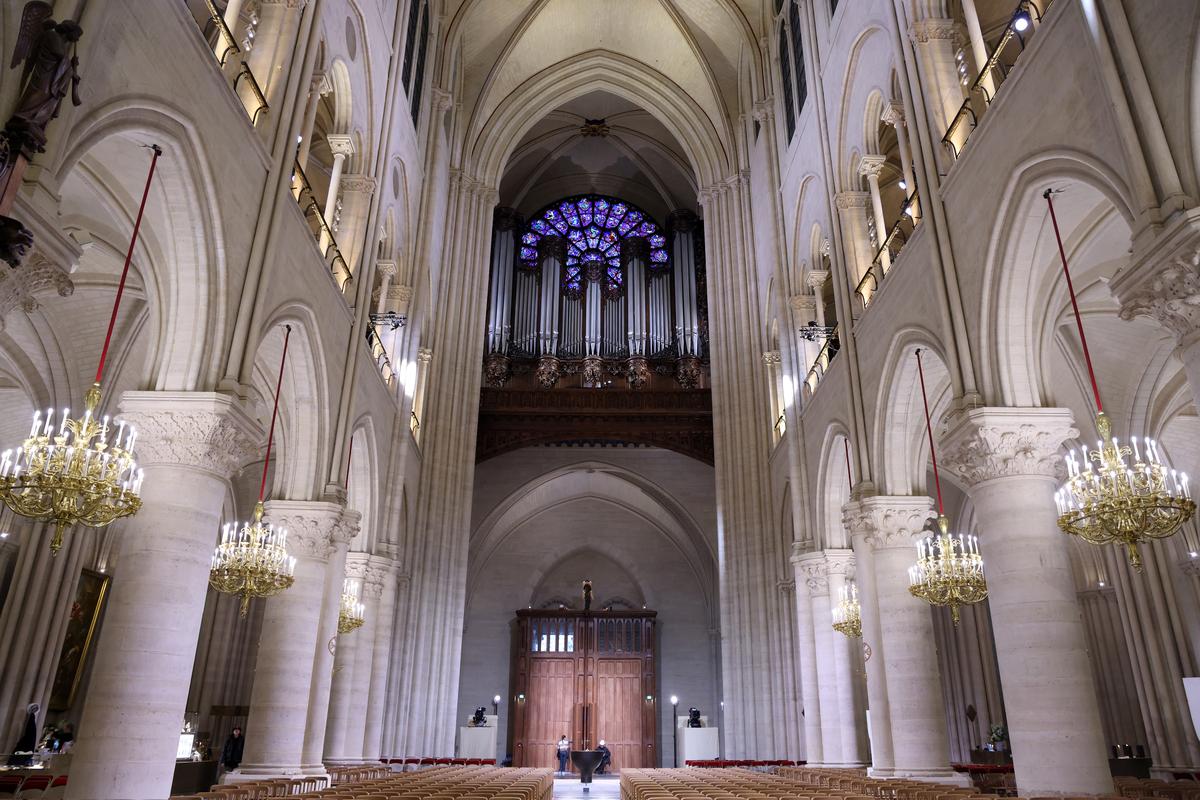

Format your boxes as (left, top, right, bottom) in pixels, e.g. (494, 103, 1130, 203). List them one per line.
(259, 325, 293, 503)
(843, 436, 853, 489)
(915, 349, 944, 516)
(1043, 189, 1104, 413)
(96, 145, 162, 386)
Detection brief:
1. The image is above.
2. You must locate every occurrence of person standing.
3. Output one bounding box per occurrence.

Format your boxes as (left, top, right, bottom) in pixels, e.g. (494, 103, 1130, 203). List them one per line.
(221, 726, 244, 772)
(596, 739, 611, 774)
(6, 703, 39, 766)
(556, 734, 569, 774)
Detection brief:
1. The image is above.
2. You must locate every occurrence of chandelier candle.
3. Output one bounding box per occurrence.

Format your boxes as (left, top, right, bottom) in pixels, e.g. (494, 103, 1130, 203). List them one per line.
(831, 581, 862, 638)
(907, 348, 988, 624)
(338, 577, 365, 634)
(0, 145, 162, 553)
(209, 324, 298, 615)
(1043, 189, 1195, 569)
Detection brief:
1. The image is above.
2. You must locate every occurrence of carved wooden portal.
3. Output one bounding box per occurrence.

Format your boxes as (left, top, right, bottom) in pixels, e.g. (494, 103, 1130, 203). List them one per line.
(512, 609, 657, 771)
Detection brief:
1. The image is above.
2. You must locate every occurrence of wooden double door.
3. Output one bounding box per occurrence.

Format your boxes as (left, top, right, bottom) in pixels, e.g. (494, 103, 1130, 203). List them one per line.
(511, 609, 657, 772)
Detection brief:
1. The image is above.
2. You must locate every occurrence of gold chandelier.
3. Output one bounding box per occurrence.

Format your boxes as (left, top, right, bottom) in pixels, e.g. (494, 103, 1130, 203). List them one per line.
(907, 349, 987, 625)
(1044, 190, 1195, 570)
(908, 514, 987, 625)
(0, 146, 162, 553)
(210, 501, 295, 617)
(209, 325, 297, 616)
(338, 577, 365, 634)
(831, 581, 862, 638)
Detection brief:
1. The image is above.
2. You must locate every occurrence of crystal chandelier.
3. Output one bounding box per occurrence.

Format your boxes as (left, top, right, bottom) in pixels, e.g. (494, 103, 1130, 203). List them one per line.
(338, 577, 365, 634)
(209, 325, 297, 616)
(831, 582, 862, 638)
(0, 145, 162, 553)
(1043, 190, 1195, 570)
(907, 349, 987, 625)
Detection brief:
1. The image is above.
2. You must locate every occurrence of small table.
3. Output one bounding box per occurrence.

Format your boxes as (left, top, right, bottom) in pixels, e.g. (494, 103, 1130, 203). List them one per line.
(570, 750, 603, 785)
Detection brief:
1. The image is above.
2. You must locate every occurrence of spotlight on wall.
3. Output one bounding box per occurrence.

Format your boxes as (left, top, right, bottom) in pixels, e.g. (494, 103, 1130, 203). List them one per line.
(670, 695, 678, 705)
(517, 693, 525, 702)
(898, 179, 907, 191)
(1012, 9, 1031, 32)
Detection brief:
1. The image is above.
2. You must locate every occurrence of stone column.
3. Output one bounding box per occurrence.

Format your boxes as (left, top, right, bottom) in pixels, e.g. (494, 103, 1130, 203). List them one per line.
(0, 518, 90, 748)
(301, 510, 357, 774)
(908, 19, 966, 143)
(362, 556, 399, 761)
(320, 135, 355, 255)
(763, 350, 783, 438)
(337, 175, 377, 280)
(322, 558, 364, 764)
(343, 559, 386, 761)
(244, 0, 304, 111)
(297, 72, 331, 174)
(796, 553, 845, 766)
(881, 102, 919, 223)
(790, 545, 823, 766)
(843, 500, 895, 775)
(825, 550, 869, 767)
(1110, 231, 1200, 410)
(66, 392, 259, 800)
(959, 0, 996, 98)
(859, 495, 962, 781)
(858, 155, 890, 272)
(941, 407, 1113, 795)
(834, 192, 873, 299)
(234, 501, 350, 779)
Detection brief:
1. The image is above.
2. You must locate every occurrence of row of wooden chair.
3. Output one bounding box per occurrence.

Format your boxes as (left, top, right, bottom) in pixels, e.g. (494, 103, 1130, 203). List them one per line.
(170, 774, 331, 800)
(329, 767, 392, 786)
(1115, 777, 1200, 800)
(0, 774, 68, 799)
(290, 765, 554, 800)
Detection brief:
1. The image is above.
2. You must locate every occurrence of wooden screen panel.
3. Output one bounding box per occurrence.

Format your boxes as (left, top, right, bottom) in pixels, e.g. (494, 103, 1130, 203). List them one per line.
(525, 657, 575, 771)
(594, 658, 645, 770)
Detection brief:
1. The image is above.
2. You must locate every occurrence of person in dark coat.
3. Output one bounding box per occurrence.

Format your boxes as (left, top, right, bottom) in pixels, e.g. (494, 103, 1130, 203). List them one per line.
(221, 726, 245, 772)
(596, 740, 611, 774)
(7, 704, 38, 766)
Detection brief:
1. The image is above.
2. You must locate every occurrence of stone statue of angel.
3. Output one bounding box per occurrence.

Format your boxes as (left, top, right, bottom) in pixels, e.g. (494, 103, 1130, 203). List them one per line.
(7, 1, 83, 154)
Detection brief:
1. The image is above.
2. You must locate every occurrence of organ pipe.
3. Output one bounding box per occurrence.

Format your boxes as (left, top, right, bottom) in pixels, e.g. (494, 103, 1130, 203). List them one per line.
(669, 210, 701, 357)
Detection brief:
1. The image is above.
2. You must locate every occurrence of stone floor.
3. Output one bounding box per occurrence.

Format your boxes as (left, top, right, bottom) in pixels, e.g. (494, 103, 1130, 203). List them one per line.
(553, 774, 621, 799)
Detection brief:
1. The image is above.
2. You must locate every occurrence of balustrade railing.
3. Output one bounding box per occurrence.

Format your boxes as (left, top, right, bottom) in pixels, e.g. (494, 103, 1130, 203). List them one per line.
(856, 189, 919, 308)
(942, 0, 1048, 160)
(366, 326, 396, 388)
(195, 0, 270, 127)
(291, 160, 353, 292)
(410, 411, 421, 439)
(774, 413, 787, 441)
(804, 326, 840, 397)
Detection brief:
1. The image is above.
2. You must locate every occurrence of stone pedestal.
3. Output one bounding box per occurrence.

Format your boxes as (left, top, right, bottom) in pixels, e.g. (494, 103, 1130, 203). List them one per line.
(941, 407, 1113, 796)
(66, 392, 259, 800)
(234, 501, 351, 779)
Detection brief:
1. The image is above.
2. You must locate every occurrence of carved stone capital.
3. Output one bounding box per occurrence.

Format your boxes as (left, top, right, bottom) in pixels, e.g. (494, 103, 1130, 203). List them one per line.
(762, 350, 782, 366)
(376, 259, 398, 278)
(752, 97, 775, 122)
(843, 495, 936, 550)
(787, 294, 814, 316)
(794, 553, 830, 597)
(1111, 217, 1200, 344)
(417, 346, 433, 364)
(881, 101, 906, 128)
(264, 499, 347, 562)
(327, 134, 355, 158)
(823, 548, 855, 579)
(390, 284, 413, 307)
(835, 191, 870, 210)
(335, 508, 361, 544)
(0, 247, 73, 327)
(340, 175, 377, 196)
(430, 87, 454, 112)
(806, 269, 830, 290)
(939, 407, 1077, 487)
(909, 18, 961, 43)
(858, 154, 887, 179)
(117, 391, 260, 478)
(344, 552, 371, 581)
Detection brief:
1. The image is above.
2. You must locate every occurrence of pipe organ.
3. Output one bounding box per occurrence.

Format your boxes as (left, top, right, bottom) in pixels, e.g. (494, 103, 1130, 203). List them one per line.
(484, 196, 708, 391)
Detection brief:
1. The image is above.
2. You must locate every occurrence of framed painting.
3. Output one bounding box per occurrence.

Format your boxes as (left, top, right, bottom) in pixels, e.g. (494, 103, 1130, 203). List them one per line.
(49, 568, 110, 711)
